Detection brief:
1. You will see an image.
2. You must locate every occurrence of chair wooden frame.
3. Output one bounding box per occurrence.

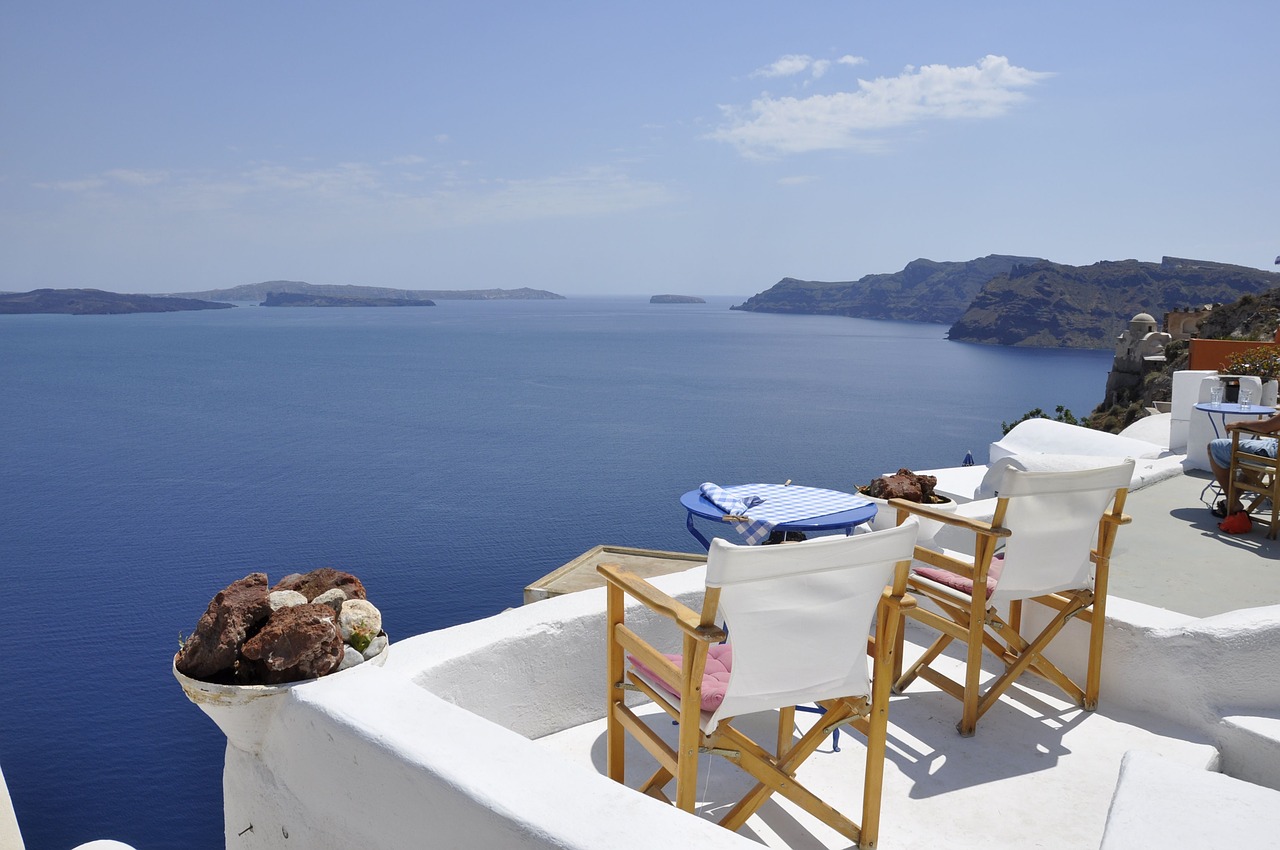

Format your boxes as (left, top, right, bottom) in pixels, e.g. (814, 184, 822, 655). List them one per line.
(1226, 424, 1280, 539)
(887, 466, 1131, 737)
(598, 531, 916, 849)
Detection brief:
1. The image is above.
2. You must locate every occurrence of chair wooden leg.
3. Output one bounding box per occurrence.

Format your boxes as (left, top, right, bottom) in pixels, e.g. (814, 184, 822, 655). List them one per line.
(958, 593, 986, 736)
(777, 705, 796, 756)
(891, 603, 907, 683)
(1008, 599, 1023, 636)
(1270, 490, 1280, 539)
(674, 633, 706, 812)
(1085, 563, 1110, 709)
(605, 583, 626, 783)
(859, 600, 899, 849)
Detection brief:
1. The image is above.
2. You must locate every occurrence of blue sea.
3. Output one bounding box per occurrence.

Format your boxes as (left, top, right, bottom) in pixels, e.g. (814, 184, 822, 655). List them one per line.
(0, 297, 1111, 849)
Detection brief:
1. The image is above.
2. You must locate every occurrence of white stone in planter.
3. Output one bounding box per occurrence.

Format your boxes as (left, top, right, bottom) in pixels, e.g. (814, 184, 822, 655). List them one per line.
(312, 588, 347, 614)
(361, 633, 389, 660)
(339, 599, 382, 651)
(337, 645, 365, 671)
(267, 590, 308, 610)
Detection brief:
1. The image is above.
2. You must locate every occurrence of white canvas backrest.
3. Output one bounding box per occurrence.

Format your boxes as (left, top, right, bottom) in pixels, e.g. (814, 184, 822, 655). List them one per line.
(702, 521, 917, 730)
(987, 460, 1133, 603)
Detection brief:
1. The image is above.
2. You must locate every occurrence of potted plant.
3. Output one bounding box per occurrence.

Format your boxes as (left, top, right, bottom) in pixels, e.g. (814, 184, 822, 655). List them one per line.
(172, 568, 389, 754)
(1221, 346, 1280, 406)
(858, 469, 956, 543)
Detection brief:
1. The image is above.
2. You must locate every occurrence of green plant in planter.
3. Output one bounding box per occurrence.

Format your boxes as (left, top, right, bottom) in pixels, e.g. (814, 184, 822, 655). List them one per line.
(1221, 346, 1280, 381)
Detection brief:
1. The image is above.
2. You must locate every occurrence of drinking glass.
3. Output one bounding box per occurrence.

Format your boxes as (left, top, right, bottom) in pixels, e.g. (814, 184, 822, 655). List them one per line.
(1239, 388, 1252, 409)
(1210, 386, 1223, 408)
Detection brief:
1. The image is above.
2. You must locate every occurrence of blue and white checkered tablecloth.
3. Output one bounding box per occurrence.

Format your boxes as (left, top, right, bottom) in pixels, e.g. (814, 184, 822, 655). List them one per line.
(699, 482, 871, 545)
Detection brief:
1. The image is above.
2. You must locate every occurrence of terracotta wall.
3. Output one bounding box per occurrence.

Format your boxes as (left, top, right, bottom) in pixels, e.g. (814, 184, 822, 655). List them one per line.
(1188, 337, 1280, 372)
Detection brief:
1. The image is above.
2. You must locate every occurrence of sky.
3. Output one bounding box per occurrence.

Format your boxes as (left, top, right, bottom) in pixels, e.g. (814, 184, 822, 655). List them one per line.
(2, 1, 1277, 297)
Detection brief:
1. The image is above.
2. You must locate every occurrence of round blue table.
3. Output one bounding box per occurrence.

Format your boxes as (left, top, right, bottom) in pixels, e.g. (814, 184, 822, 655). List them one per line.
(1194, 402, 1275, 439)
(680, 486, 877, 550)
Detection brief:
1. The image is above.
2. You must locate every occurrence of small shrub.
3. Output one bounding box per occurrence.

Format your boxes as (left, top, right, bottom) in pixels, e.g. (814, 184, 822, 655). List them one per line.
(1221, 345, 1280, 380)
(1001, 404, 1080, 436)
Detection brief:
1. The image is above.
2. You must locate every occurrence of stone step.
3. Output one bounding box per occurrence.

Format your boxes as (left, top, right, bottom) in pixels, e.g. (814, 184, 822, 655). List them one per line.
(1219, 713, 1280, 792)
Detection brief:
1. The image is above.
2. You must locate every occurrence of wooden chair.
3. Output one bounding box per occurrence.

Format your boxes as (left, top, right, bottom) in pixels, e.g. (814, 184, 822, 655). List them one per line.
(598, 523, 918, 849)
(888, 460, 1132, 737)
(1227, 424, 1280, 538)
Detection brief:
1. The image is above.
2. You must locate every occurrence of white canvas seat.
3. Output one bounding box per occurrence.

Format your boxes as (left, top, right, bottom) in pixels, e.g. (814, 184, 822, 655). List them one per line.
(598, 523, 918, 849)
(888, 460, 1133, 736)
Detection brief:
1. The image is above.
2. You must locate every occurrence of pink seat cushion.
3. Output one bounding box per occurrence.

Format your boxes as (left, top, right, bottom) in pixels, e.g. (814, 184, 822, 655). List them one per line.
(914, 553, 1004, 597)
(629, 642, 732, 711)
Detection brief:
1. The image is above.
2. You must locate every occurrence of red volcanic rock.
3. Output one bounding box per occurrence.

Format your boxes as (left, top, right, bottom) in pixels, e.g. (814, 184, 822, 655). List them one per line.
(175, 573, 273, 680)
(240, 603, 345, 684)
(864, 469, 942, 503)
(271, 568, 366, 602)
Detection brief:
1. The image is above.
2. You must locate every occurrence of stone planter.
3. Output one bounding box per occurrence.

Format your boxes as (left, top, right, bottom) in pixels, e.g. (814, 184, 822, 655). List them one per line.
(173, 636, 389, 755)
(862, 493, 956, 546)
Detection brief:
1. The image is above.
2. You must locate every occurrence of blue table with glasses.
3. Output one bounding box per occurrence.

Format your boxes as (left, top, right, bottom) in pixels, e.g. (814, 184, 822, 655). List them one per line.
(681, 482, 876, 549)
(1194, 402, 1275, 440)
(1194, 402, 1275, 509)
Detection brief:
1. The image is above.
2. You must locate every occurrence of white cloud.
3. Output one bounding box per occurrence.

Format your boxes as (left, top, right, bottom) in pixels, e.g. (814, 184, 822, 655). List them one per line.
(751, 53, 867, 81)
(752, 54, 817, 78)
(713, 55, 1053, 157)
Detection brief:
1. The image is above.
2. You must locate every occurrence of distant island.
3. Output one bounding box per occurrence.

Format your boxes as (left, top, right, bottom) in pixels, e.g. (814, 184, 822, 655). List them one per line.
(172, 281, 564, 302)
(261, 292, 436, 308)
(0, 289, 233, 315)
(735, 255, 1280, 349)
(650, 294, 705, 304)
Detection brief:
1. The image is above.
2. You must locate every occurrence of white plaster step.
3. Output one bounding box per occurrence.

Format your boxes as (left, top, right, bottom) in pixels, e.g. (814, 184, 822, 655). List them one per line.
(1218, 713, 1280, 792)
(1099, 750, 1280, 850)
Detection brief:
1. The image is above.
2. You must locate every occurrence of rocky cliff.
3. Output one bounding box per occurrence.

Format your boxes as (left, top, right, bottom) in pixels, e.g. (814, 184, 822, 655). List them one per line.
(950, 257, 1280, 348)
(731, 255, 1041, 325)
(736, 255, 1280, 349)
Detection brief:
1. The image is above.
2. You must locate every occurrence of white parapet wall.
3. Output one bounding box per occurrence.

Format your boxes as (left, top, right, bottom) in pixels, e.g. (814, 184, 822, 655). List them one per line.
(210, 565, 1280, 848)
(218, 568, 757, 850)
(1025, 596, 1280, 789)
